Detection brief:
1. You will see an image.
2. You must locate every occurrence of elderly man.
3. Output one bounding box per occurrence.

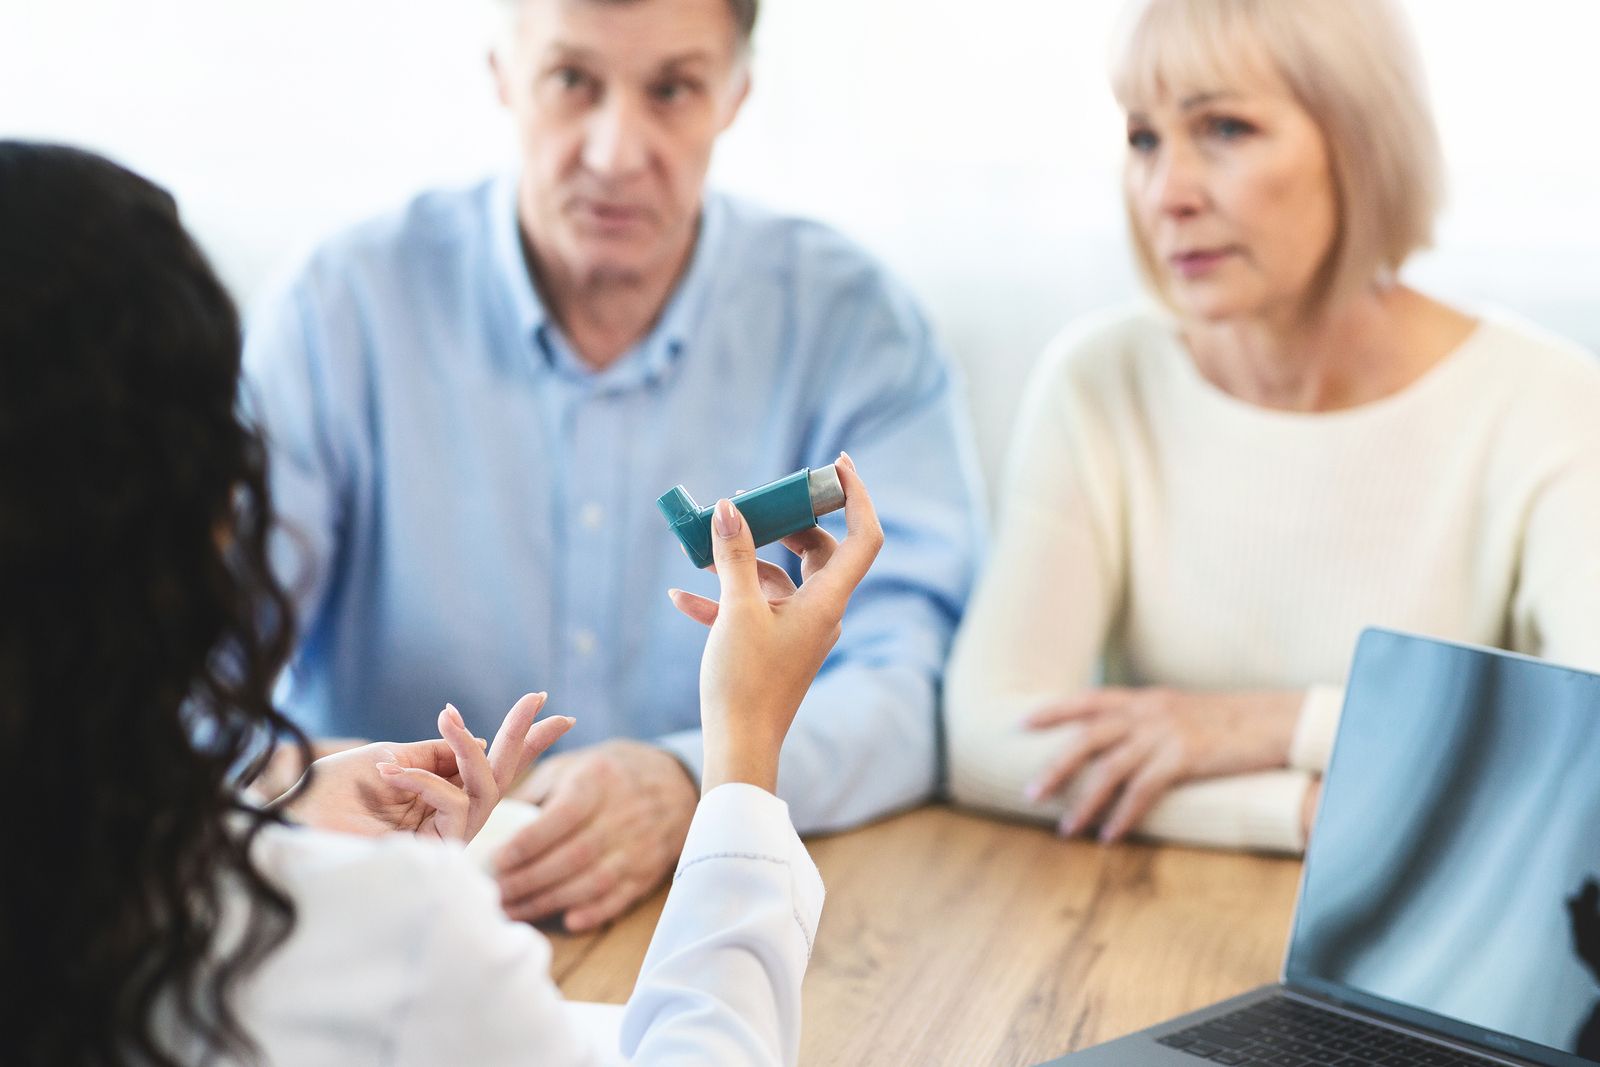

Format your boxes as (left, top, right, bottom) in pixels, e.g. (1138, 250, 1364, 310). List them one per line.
(245, 0, 983, 931)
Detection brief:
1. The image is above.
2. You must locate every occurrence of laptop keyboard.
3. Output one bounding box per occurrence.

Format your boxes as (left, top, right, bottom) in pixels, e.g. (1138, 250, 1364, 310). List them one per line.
(1156, 994, 1509, 1066)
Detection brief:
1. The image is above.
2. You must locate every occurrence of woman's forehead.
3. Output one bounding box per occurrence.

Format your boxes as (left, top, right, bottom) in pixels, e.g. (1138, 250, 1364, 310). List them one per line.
(1112, 9, 1287, 113)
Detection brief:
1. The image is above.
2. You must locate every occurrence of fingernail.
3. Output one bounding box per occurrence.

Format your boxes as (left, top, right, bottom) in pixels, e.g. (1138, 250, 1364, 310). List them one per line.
(838, 451, 856, 472)
(713, 498, 741, 538)
(446, 703, 465, 729)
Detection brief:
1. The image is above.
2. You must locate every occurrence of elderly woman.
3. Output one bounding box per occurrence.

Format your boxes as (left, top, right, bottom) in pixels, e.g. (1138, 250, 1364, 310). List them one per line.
(945, 0, 1600, 853)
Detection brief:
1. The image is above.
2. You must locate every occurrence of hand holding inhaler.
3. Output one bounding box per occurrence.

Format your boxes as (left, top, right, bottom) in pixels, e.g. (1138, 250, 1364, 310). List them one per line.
(657, 463, 847, 569)
(666, 452, 882, 793)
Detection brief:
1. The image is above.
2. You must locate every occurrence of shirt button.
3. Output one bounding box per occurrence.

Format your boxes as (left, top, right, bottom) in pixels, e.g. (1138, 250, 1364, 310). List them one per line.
(579, 503, 604, 529)
(573, 629, 598, 656)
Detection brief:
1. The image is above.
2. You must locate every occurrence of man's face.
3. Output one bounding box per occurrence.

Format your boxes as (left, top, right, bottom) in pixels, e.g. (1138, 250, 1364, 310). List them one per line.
(493, 0, 750, 286)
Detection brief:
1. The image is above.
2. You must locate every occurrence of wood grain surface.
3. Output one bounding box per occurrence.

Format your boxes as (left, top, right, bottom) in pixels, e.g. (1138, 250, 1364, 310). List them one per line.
(550, 804, 1303, 1065)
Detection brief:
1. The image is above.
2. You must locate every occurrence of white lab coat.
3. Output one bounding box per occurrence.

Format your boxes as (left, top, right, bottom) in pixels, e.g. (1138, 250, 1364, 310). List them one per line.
(180, 784, 822, 1065)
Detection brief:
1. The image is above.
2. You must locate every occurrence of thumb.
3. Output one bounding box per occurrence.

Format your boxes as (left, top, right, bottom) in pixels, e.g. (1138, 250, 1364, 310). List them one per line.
(709, 498, 762, 604)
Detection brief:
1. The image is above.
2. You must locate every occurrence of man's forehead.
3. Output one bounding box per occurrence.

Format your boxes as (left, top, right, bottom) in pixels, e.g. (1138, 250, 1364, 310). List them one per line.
(515, 0, 740, 62)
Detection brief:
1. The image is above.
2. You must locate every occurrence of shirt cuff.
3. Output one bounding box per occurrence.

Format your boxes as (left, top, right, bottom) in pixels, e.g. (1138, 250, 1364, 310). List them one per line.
(1137, 769, 1312, 855)
(1289, 684, 1345, 772)
(655, 729, 706, 786)
(677, 783, 825, 949)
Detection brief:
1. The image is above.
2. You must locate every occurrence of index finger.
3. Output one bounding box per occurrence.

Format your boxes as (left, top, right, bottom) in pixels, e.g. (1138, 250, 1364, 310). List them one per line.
(383, 737, 459, 778)
(440, 704, 498, 830)
(486, 692, 547, 791)
(1024, 689, 1133, 729)
(798, 452, 882, 603)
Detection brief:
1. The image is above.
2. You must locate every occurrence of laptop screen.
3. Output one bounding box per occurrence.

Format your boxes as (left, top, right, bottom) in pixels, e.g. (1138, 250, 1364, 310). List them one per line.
(1286, 630, 1600, 1064)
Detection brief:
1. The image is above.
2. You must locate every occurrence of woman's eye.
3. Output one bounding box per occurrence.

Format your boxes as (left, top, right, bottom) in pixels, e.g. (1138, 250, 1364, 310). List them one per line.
(1127, 128, 1159, 153)
(1207, 116, 1255, 140)
(555, 67, 589, 92)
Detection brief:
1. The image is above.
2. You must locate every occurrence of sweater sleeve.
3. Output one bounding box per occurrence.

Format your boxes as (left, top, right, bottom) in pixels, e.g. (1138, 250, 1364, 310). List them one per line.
(1506, 363, 1600, 672)
(944, 333, 1126, 815)
(943, 325, 1318, 854)
(1289, 684, 1346, 773)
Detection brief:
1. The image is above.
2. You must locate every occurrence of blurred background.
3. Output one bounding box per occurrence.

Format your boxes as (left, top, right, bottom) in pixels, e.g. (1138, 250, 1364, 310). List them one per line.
(3, 0, 1597, 486)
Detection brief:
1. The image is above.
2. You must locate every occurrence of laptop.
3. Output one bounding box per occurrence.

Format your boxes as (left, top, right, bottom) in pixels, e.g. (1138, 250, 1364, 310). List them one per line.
(1043, 628, 1600, 1067)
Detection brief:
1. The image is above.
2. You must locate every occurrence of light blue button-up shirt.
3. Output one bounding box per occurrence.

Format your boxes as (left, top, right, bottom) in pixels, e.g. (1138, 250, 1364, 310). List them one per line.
(243, 176, 985, 831)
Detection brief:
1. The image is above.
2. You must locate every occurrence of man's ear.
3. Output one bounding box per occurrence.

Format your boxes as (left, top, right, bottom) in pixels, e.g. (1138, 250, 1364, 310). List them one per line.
(489, 49, 512, 109)
(720, 66, 752, 131)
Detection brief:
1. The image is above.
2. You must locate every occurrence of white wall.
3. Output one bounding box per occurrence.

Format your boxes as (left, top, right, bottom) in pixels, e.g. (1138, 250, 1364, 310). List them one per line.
(3, 0, 1597, 483)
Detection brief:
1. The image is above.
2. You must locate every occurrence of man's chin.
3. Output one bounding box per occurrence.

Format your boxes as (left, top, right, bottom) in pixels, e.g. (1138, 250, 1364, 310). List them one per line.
(563, 241, 665, 288)
(574, 261, 648, 288)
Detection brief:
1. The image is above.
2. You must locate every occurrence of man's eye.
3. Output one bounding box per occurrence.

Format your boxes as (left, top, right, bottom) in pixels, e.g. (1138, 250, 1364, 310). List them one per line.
(555, 67, 590, 91)
(1127, 128, 1159, 153)
(650, 80, 694, 104)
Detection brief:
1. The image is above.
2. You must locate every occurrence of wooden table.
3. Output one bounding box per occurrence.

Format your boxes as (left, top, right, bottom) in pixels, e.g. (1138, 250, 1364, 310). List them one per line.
(550, 804, 1303, 1065)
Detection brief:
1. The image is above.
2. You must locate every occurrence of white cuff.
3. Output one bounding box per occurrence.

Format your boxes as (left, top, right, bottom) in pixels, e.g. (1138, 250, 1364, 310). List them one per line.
(1289, 684, 1344, 772)
(678, 783, 825, 946)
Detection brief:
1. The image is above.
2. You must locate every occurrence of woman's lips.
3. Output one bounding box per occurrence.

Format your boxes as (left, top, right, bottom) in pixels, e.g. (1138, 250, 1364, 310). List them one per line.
(1168, 247, 1236, 278)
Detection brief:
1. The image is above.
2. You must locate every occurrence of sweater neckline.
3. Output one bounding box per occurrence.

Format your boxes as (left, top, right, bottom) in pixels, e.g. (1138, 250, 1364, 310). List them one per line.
(1160, 313, 1494, 429)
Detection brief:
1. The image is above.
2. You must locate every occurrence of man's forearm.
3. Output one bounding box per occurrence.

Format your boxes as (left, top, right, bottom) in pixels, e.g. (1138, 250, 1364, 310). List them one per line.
(777, 664, 940, 833)
(660, 663, 940, 833)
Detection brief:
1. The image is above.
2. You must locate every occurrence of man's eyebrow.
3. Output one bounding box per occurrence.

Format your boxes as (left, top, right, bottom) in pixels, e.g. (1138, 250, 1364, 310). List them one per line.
(656, 50, 717, 70)
(543, 42, 599, 63)
(538, 44, 720, 72)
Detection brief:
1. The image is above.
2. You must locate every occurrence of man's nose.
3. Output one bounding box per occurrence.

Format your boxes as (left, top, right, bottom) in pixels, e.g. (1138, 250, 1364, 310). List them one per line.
(582, 95, 651, 180)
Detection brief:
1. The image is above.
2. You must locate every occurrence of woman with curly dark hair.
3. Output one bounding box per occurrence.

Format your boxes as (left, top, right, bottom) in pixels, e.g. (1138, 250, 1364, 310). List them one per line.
(0, 141, 882, 1065)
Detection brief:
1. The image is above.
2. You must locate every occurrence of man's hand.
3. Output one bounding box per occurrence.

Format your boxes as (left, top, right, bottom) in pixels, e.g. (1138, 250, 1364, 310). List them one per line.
(1023, 687, 1303, 842)
(496, 739, 699, 931)
(282, 694, 572, 843)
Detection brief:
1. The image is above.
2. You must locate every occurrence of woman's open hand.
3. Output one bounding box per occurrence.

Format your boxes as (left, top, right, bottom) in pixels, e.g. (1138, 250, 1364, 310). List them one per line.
(280, 693, 573, 842)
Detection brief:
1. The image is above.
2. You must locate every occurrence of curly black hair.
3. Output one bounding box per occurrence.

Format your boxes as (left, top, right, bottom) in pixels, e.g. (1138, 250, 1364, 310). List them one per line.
(0, 142, 310, 1066)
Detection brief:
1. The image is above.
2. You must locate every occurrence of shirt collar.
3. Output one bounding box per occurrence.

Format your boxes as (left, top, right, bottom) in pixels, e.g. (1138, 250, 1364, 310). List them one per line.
(490, 174, 726, 392)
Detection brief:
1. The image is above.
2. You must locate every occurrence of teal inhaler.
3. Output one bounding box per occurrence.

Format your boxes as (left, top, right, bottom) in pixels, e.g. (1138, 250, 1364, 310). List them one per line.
(656, 464, 847, 569)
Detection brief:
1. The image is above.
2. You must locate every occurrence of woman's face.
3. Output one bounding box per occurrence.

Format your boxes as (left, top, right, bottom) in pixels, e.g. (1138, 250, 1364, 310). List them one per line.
(1124, 71, 1339, 324)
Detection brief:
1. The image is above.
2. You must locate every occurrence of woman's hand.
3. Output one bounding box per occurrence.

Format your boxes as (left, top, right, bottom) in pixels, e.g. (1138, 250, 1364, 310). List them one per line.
(279, 693, 573, 842)
(668, 452, 883, 793)
(1023, 687, 1302, 842)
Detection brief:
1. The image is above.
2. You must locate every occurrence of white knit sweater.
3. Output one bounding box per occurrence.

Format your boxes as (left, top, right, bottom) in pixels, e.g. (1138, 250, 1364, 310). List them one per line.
(945, 304, 1600, 853)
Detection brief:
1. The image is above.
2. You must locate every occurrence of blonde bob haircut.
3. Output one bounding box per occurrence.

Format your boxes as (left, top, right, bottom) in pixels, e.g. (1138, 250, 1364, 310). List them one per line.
(1111, 0, 1444, 317)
